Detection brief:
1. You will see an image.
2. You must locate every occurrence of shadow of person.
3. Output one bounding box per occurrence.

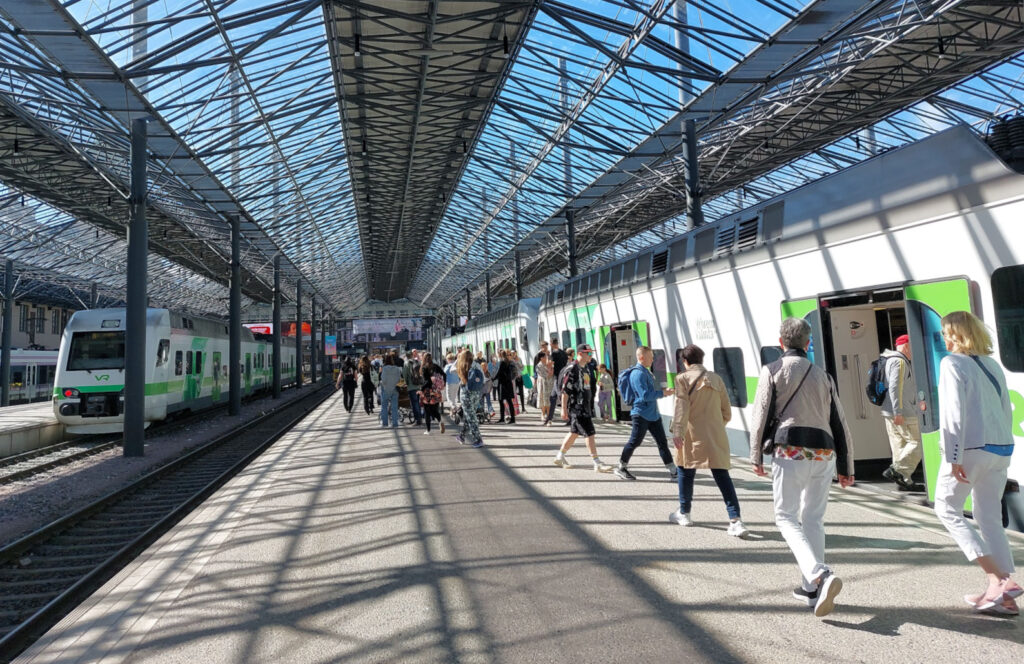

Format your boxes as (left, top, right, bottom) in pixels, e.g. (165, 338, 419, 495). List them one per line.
(823, 604, 1022, 642)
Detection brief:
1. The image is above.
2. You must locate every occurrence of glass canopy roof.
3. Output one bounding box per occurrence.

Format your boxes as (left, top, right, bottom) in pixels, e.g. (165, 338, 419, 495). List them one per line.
(0, 1, 1022, 317)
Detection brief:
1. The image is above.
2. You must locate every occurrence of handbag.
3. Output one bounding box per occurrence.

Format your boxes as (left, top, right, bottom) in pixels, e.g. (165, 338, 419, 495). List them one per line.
(761, 363, 813, 454)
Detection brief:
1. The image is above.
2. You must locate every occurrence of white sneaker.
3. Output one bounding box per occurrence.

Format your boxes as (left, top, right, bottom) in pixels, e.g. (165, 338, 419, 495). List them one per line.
(669, 510, 693, 526)
(423, 430, 431, 435)
(727, 520, 750, 538)
(593, 461, 613, 473)
(553, 455, 571, 468)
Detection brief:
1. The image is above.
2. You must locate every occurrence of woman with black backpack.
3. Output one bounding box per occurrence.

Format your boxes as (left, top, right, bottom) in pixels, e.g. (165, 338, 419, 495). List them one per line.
(338, 358, 358, 413)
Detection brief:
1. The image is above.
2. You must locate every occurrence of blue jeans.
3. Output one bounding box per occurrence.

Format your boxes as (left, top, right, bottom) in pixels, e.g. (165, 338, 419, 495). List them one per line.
(620, 415, 673, 466)
(409, 389, 422, 423)
(380, 390, 399, 427)
(677, 467, 741, 520)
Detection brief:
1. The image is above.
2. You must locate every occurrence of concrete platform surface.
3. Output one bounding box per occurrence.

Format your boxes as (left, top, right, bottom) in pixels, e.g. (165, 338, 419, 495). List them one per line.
(16, 393, 1024, 664)
(0, 401, 62, 458)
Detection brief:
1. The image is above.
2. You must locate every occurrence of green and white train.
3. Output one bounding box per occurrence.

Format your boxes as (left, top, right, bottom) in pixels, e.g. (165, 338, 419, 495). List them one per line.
(440, 299, 540, 365)
(534, 124, 1022, 511)
(54, 308, 298, 434)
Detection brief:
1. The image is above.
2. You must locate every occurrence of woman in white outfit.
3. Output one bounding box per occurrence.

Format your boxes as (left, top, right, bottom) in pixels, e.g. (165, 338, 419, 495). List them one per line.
(933, 310, 1021, 615)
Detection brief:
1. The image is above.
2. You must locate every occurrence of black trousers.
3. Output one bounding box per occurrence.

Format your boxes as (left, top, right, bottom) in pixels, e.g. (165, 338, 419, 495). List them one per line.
(423, 403, 442, 431)
(516, 377, 526, 412)
(499, 382, 516, 422)
(342, 382, 356, 412)
(362, 386, 375, 414)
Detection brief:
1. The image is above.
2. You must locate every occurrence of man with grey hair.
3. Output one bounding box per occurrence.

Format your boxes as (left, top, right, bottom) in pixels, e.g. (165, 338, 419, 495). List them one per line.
(749, 317, 854, 618)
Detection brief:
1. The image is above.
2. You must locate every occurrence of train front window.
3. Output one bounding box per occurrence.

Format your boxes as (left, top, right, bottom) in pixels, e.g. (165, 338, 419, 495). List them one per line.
(67, 332, 125, 371)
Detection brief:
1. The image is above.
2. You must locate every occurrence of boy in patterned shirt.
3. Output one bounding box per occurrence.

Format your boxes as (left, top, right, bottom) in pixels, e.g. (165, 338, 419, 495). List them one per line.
(553, 345, 614, 473)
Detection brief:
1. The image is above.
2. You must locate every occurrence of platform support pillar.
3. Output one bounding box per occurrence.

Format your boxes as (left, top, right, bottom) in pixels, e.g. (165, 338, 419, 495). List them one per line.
(322, 306, 330, 380)
(229, 213, 241, 416)
(514, 251, 522, 302)
(1, 260, 13, 407)
(485, 273, 491, 312)
(466, 289, 471, 322)
(272, 255, 281, 399)
(310, 298, 318, 384)
(683, 118, 703, 231)
(124, 118, 148, 457)
(295, 280, 302, 388)
(566, 209, 577, 277)
(90, 282, 98, 309)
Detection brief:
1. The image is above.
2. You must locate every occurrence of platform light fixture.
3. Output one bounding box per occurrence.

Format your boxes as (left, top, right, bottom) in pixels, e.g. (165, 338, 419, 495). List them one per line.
(12, 138, 18, 154)
(353, 34, 361, 57)
(503, 34, 509, 58)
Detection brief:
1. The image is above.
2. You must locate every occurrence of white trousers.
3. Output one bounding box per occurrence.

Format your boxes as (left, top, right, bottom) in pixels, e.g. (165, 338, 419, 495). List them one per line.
(934, 448, 1015, 574)
(772, 456, 835, 589)
(446, 383, 460, 411)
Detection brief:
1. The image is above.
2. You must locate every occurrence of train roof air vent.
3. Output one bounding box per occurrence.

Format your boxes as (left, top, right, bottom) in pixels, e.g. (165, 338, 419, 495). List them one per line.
(736, 218, 759, 251)
(651, 250, 668, 275)
(714, 224, 737, 257)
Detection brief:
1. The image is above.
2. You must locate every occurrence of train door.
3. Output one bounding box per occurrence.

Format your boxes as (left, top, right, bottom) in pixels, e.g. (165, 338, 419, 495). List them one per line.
(903, 278, 972, 502)
(826, 303, 902, 463)
(211, 352, 222, 402)
(606, 323, 639, 422)
(244, 354, 252, 394)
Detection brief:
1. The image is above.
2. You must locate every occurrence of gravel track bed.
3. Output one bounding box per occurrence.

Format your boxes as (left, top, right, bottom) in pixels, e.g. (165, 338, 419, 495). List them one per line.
(0, 384, 329, 549)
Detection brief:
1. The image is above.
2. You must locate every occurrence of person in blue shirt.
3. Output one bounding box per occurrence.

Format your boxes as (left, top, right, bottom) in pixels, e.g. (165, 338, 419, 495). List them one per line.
(614, 346, 676, 481)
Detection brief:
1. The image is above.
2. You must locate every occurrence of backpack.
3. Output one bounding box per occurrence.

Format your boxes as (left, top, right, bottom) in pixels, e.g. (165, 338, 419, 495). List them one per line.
(617, 366, 638, 406)
(557, 364, 574, 395)
(431, 372, 445, 394)
(865, 355, 889, 406)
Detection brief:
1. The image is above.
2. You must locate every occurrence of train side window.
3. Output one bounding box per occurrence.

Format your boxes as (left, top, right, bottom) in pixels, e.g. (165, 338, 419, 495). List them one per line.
(561, 330, 571, 348)
(156, 340, 170, 367)
(712, 347, 747, 407)
(195, 351, 203, 375)
(185, 351, 193, 375)
(992, 264, 1024, 372)
(760, 346, 784, 366)
(175, 351, 183, 376)
(575, 328, 586, 345)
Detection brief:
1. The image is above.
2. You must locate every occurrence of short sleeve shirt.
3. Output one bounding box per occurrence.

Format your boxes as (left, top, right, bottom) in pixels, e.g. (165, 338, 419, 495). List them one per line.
(562, 363, 593, 418)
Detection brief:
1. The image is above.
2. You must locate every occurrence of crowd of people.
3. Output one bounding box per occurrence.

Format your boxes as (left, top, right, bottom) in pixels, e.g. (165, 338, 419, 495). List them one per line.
(335, 310, 1018, 619)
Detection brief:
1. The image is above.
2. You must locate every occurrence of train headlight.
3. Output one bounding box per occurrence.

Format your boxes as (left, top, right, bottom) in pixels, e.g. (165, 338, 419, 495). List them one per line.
(62, 388, 80, 398)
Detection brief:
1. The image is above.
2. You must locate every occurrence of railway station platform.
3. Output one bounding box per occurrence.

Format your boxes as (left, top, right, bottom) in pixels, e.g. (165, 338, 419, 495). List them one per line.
(16, 393, 1024, 664)
(0, 402, 62, 459)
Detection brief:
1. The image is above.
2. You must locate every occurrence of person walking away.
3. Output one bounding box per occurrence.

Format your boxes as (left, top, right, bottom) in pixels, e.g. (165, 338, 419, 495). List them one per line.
(444, 353, 461, 422)
(496, 349, 517, 424)
(749, 317, 854, 618)
(513, 351, 527, 413)
(481, 362, 495, 416)
(535, 351, 554, 425)
(669, 345, 748, 537)
(379, 354, 402, 428)
(879, 334, 925, 489)
(419, 353, 446, 435)
(933, 311, 1020, 615)
(337, 358, 357, 413)
(614, 346, 676, 481)
(358, 356, 375, 415)
(403, 351, 425, 426)
(455, 350, 485, 448)
(597, 364, 614, 422)
(553, 345, 614, 473)
(544, 339, 569, 424)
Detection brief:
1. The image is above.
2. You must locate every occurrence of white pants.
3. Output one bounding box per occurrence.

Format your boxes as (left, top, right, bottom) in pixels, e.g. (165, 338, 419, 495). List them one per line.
(772, 456, 835, 590)
(934, 448, 1015, 574)
(446, 383, 460, 411)
(884, 415, 922, 481)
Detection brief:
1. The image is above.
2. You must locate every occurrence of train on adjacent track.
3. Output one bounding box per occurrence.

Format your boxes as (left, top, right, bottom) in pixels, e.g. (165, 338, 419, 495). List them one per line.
(440, 125, 1024, 517)
(53, 308, 298, 434)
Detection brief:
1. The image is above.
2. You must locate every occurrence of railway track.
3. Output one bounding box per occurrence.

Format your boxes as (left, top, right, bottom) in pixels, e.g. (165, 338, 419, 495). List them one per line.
(0, 384, 333, 662)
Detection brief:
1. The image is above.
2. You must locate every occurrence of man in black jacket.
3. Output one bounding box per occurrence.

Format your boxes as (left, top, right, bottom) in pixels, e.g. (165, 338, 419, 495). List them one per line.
(544, 339, 569, 424)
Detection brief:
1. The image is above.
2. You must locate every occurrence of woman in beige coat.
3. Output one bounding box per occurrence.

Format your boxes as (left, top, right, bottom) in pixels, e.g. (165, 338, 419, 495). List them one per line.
(668, 344, 748, 537)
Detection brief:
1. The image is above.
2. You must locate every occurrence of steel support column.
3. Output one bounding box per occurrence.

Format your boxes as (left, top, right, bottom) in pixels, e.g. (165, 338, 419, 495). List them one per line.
(485, 273, 491, 312)
(566, 209, 577, 277)
(684, 118, 704, 231)
(229, 213, 241, 416)
(124, 118, 148, 457)
(514, 251, 522, 301)
(272, 254, 281, 399)
(466, 289, 471, 322)
(295, 280, 302, 387)
(310, 299, 318, 384)
(1, 260, 13, 407)
(90, 282, 98, 308)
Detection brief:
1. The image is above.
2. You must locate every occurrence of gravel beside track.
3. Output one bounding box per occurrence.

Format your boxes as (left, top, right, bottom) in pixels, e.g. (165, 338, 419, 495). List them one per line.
(0, 384, 330, 550)
(0, 383, 333, 661)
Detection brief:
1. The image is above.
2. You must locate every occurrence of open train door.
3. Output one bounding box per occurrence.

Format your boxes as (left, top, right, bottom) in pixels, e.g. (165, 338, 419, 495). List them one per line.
(903, 277, 973, 503)
(604, 322, 646, 422)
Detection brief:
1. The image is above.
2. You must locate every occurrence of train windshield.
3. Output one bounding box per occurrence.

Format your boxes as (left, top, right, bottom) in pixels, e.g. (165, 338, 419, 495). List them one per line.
(67, 331, 125, 371)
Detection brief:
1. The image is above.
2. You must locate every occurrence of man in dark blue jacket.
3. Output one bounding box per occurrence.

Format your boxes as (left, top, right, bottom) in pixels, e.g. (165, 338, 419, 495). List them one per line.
(615, 346, 676, 481)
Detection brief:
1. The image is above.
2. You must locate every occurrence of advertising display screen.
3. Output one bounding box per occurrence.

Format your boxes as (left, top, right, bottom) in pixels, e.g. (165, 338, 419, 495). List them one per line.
(352, 318, 423, 342)
(325, 335, 337, 356)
